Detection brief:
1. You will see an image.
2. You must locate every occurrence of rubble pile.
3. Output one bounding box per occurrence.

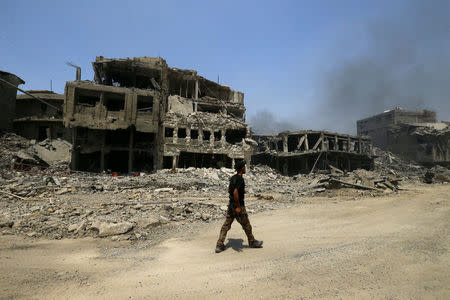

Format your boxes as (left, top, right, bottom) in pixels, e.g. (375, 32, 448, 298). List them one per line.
(306, 169, 402, 194)
(422, 165, 450, 184)
(31, 138, 72, 167)
(0, 133, 71, 177)
(0, 132, 34, 173)
(373, 147, 425, 177)
(0, 166, 296, 240)
(0, 140, 448, 241)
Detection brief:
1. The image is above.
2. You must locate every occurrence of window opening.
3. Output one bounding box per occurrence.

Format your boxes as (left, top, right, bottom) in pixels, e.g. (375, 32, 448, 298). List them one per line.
(191, 129, 199, 139)
(137, 95, 153, 112)
(225, 129, 246, 144)
(104, 92, 125, 111)
(165, 127, 174, 137)
(214, 131, 222, 142)
(178, 128, 187, 138)
(203, 130, 211, 141)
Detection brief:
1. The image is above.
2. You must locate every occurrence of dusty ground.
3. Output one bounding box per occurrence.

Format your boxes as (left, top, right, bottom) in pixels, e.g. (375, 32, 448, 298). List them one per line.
(0, 183, 449, 299)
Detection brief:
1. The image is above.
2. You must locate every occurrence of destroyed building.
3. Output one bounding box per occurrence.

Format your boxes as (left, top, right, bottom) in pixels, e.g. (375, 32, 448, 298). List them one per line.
(64, 56, 253, 173)
(14, 90, 71, 142)
(357, 108, 436, 148)
(386, 122, 449, 167)
(0, 71, 24, 131)
(252, 130, 374, 175)
(357, 108, 449, 166)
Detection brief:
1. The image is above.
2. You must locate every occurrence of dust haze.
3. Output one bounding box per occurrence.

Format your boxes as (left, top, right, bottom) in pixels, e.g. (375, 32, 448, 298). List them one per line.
(251, 0, 450, 135)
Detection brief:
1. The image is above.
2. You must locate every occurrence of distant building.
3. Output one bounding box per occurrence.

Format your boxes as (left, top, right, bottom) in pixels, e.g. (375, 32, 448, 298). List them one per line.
(357, 108, 449, 166)
(357, 108, 436, 149)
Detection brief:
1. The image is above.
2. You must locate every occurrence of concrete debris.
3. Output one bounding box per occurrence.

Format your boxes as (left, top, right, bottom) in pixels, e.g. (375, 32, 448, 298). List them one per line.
(422, 166, 450, 184)
(1, 132, 72, 177)
(0, 132, 33, 172)
(0, 133, 448, 241)
(0, 220, 14, 228)
(31, 138, 72, 166)
(90, 221, 134, 237)
(373, 147, 425, 176)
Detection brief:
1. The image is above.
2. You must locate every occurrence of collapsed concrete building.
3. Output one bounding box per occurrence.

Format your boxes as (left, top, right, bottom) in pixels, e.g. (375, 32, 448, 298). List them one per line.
(14, 90, 71, 142)
(0, 71, 25, 131)
(357, 108, 436, 148)
(64, 56, 253, 173)
(386, 122, 449, 167)
(357, 108, 449, 166)
(252, 130, 374, 175)
(2, 61, 381, 175)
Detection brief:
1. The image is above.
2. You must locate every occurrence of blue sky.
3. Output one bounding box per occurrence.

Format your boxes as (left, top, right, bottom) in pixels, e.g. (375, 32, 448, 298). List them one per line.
(1, 0, 448, 134)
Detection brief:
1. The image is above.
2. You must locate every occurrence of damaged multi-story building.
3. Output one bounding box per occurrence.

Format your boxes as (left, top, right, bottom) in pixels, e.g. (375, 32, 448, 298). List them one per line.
(14, 90, 71, 142)
(252, 130, 374, 175)
(64, 56, 254, 173)
(357, 108, 449, 166)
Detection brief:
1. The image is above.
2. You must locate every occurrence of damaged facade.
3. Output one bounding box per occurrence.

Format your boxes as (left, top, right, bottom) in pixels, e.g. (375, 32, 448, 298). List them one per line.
(14, 90, 71, 142)
(357, 108, 436, 148)
(252, 130, 374, 175)
(357, 108, 449, 166)
(64, 56, 253, 173)
(386, 122, 449, 167)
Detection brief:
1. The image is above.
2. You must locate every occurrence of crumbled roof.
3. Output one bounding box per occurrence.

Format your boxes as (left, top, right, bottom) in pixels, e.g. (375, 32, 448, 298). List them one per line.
(0, 70, 25, 85)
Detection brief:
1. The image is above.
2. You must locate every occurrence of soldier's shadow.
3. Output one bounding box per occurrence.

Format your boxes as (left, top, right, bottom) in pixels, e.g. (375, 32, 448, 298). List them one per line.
(226, 238, 248, 252)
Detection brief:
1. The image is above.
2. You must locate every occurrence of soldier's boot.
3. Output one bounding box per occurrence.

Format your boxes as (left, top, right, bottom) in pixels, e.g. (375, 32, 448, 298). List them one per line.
(215, 244, 226, 253)
(249, 240, 263, 248)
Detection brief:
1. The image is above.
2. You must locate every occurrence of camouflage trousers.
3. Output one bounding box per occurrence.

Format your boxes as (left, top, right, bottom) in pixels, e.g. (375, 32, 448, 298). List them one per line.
(217, 204, 255, 246)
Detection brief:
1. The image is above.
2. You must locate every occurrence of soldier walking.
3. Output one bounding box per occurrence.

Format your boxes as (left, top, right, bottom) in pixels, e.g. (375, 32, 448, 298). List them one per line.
(215, 161, 263, 253)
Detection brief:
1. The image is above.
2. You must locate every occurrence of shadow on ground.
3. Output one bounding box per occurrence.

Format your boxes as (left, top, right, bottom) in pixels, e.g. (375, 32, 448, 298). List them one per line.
(226, 238, 249, 252)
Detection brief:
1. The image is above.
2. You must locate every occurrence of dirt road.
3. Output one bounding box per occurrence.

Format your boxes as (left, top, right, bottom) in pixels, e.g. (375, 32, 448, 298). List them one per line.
(1, 184, 449, 299)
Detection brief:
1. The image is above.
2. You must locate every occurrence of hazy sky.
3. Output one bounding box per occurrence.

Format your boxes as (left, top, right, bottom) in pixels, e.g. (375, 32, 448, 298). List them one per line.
(1, 0, 449, 134)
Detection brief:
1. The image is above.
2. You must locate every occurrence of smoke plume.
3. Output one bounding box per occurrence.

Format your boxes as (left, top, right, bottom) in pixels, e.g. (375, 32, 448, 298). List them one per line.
(251, 0, 450, 135)
(318, 0, 450, 133)
(249, 110, 298, 135)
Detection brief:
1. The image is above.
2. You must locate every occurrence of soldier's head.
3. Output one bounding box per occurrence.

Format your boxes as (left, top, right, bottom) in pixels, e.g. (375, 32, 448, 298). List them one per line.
(235, 160, 246, 174)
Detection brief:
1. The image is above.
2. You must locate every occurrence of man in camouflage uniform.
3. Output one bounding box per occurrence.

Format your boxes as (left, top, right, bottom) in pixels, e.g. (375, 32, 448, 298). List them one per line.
(215, 161, 263, 253)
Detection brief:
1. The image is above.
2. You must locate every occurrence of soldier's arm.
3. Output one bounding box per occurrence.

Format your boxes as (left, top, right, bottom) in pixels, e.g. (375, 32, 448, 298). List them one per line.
(233, 188, 241, 213)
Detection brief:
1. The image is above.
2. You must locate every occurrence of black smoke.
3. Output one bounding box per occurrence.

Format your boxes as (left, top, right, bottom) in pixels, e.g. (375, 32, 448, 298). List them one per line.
(251, 0, 450, 135)
(249, 110, 298, 134)
(317, 0, 450, 134)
